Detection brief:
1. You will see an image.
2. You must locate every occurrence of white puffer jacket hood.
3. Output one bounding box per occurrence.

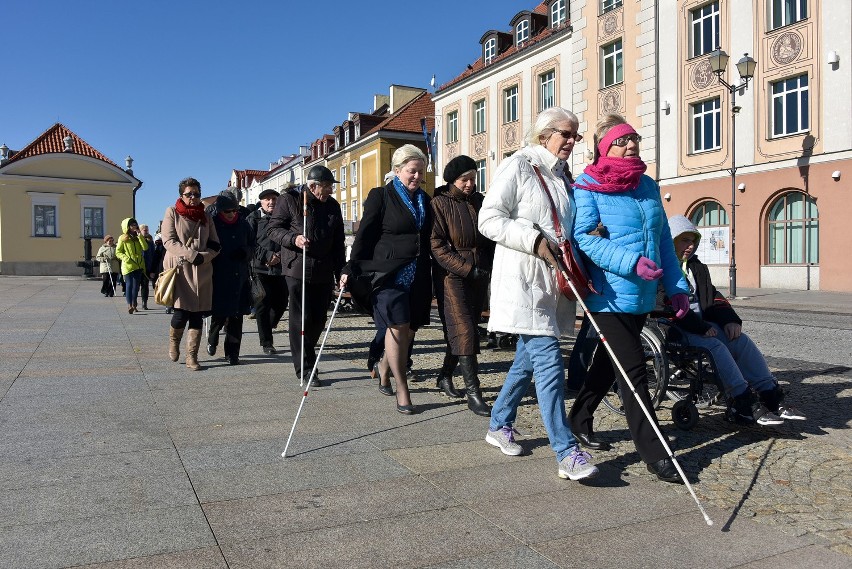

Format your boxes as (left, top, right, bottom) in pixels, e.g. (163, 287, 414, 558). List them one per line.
(478, 144, 576, 337)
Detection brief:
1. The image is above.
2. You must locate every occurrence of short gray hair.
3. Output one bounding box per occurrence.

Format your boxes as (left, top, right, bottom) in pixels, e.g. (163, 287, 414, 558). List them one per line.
(391, 144, 427, 171)
(526, 107, 579, 146)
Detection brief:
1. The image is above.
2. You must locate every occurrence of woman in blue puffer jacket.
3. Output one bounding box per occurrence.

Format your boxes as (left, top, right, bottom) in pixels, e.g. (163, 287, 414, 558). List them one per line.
(568, 114, 690, 484)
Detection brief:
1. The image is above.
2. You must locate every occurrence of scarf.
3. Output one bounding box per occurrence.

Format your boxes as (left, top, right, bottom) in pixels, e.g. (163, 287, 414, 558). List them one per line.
(174, 198, 207, 224)
(391, 177, 427, 290)
(574, 123, 647, 193)
(217, 212, 239, 225)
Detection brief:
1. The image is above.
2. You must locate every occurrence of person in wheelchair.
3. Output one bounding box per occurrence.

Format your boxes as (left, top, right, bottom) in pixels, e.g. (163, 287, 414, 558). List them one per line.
(665, 215, 805, 425)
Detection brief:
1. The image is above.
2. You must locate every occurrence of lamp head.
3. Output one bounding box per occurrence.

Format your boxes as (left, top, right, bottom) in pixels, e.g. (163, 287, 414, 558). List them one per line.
(709, 47, 729, 75)
(736, 53, 757, 81)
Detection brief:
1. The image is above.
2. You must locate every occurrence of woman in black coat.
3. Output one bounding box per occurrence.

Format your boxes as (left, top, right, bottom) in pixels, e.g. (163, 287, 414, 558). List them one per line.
(207, 194, 255, 365)
(346, 144, 432, 414)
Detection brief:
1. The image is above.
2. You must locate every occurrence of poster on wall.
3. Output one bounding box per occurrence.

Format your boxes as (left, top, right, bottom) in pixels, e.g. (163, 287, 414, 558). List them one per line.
(696, 227, 730, 265)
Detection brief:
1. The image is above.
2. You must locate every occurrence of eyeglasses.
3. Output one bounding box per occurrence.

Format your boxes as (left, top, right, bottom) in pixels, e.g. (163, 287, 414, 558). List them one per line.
(611, 134, 642, 147)
(553, 129, 583, 142)
(182, 192, 201, 198)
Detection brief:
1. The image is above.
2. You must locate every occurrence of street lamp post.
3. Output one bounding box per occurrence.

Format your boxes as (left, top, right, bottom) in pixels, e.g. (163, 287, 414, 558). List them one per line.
(708, 47, 757, 299)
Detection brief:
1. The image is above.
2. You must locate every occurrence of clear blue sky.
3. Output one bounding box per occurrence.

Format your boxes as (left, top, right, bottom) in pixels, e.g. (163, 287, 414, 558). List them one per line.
(2, 0, 526, 230)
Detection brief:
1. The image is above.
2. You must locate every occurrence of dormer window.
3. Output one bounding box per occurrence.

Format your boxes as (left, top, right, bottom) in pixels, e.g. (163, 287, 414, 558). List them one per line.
(355, 122, 361, 139)
(336, 134, 341, 148)
(344, 128, 350, 145)
(516, 20, 529, 44)
(550, 0, 567, 27)
(484, 38, 497, 64)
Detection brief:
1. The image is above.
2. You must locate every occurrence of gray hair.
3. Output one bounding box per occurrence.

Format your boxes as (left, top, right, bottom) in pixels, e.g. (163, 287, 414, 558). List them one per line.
(391, 144, 428, 171)
(526, 107, 579, 146)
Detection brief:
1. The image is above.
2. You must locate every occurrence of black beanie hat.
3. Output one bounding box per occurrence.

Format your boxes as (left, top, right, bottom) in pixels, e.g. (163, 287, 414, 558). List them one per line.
(215, 194, 238, 212)
(443, 155, 477, 184)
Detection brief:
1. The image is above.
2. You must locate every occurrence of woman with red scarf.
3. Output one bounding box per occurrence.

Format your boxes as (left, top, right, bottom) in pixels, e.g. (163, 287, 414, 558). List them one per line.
(568, 114, 690, 483)
(161, 177, 220, 371)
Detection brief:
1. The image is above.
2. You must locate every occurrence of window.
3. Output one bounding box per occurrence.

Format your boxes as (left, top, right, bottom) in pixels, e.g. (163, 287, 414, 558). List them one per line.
(446, 111, 459, 143)
(551, 0, 567, 27)
(475, 159, 487, 192)
(355, 123, 361, 139)
(335, 134, 341, 149)
(83, 207, 104, 238)
(331, 169, 338, 191)
(768, 192, 818, 264)
(771, 0, 807, 30)
(350, 161, 357, 185)
(602, 0, 622, 14)
(690, 201, 729, 228)
(602, 40, 623, 87)
(503, 85, 518, 123)
(30, 192, 60, 237)
(690, 2, 719, 58)
(772, 74, 809, 137)
(340, 164, 347, 187)
(539, 70, 555, 111)
(691, 98, 721, 153)
(472, 99, 486, 134)
(344, 129, 350, 145)
(351, 199, 358, 222)
(516, 20, 529, 44)
(484, 38, 497, 65)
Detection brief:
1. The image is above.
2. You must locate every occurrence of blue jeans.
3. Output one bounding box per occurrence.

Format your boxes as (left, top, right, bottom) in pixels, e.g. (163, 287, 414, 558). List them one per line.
(489, 334, 578, 462)
(124, 270, 142, 307)
(677, 322, 776, 397)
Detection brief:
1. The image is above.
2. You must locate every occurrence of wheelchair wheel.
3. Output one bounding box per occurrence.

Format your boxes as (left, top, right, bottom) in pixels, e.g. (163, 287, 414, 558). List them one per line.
(672, 399, 699, 430)
(601, 327, 667, 416)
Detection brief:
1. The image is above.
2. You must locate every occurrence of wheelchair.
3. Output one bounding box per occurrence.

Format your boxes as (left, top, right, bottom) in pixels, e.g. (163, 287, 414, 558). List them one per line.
(602, 316, 726, 430)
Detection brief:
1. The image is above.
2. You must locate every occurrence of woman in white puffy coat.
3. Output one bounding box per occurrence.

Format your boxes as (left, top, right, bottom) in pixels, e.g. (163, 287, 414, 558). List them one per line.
(477, 107, 598, 481)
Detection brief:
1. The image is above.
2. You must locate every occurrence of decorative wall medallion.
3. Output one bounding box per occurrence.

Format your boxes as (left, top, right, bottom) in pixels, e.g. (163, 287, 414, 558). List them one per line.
(446, 144, 457, 160)
(505, 125, 517, 147)
(602, 89, 621, 113)
(692, 60, 715, 90)
(603, 14, 618, 36)
(473, 136, 485, 157)
(772, 32, 802, 65)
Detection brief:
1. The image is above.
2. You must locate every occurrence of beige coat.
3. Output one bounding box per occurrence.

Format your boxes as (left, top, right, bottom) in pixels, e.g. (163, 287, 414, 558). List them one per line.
(161, 206, 219, 312)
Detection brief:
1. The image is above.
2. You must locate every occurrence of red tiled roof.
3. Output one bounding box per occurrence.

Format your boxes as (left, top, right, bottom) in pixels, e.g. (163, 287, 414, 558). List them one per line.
(437, 2, 570, 93)
(362, 92, 434, 137)
(3, 123, 119, 167)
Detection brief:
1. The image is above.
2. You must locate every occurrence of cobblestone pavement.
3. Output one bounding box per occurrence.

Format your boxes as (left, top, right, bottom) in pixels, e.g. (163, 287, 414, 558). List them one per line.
(298, 306, 852, 557)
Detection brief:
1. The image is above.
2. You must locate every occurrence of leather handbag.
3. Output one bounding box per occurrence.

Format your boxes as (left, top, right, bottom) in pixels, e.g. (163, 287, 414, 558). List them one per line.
(249, 270, 266, 308)
(154, 261, 181, 307)
(531, 165, 599, 301)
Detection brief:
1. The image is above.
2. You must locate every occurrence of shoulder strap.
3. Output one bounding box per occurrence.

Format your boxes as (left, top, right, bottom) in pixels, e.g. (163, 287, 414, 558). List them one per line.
(531, 165, 564, 242)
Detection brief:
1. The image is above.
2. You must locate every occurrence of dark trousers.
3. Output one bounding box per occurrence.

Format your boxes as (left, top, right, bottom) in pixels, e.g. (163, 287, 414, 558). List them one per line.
(286, 276, 333, 376)
(209, 315, 244, 357)
(101, 272, 117, 296)
(255, 274, 288, 348)
(568, 312, 668, 464)
(140, 273, 150, 303)
(171, 309, 203, 331)
(124, 270, 143, 307)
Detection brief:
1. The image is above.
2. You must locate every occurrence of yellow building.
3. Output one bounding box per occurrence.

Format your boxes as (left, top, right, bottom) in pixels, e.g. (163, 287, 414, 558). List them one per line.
(0, 124, 141, 275)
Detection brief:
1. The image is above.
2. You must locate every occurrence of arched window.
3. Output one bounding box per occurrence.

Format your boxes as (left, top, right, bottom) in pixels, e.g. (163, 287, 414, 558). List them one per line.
(690, 200, 729, 228)
(767, 192, 818, 264)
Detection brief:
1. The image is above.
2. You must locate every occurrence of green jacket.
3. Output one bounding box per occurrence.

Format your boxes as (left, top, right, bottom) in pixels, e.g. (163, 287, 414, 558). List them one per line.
(115, 218, 149, 275)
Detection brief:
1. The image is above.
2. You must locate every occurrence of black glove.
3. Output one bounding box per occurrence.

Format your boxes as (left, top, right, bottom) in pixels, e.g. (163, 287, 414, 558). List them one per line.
(470, 267, 490, 281)
(191, 254, 204, 266)
(207, 240, 221, 252)
(230, 248, 247, 261)
(534, 234, 560, 269)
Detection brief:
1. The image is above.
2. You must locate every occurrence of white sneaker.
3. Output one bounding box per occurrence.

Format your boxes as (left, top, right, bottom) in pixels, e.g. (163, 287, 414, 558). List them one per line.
(558, 447, 599, 481)
(486, 426, 523, 456)
(755, 407, 785, 426)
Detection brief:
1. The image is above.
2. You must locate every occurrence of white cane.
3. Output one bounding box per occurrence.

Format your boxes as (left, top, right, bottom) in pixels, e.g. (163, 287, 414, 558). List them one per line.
(282, 286, 345, 458)
(559, 263, 714, 527)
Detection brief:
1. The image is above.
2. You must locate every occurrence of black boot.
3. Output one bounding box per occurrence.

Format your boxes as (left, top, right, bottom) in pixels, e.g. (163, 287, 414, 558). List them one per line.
(458, 356, 491, 417)
(757, 385, 785, 414)
(436, 353, 464, 398)
(726, 390, 757, 425)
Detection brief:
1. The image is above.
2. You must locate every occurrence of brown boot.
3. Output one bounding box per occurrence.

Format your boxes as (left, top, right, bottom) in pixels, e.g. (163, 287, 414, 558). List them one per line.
(185, 328, 202, 371)
(168, 326, 184, 362)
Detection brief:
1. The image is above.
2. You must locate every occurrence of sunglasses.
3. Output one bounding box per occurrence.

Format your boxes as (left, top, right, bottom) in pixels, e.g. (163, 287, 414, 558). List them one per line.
(182, 192, 201, 198)
(611, 134, 642, 147)
(553, 129, 583, 142)
(223, 209, 238, 214)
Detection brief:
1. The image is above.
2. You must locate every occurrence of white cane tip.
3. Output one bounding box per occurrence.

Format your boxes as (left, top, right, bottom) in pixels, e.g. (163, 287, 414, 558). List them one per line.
(705, 518, 714, 526)
(281, 452, 287, 458)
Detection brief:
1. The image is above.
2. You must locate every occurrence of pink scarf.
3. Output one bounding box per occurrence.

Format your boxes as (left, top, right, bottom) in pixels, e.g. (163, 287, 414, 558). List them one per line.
(574, 123, 647, 193)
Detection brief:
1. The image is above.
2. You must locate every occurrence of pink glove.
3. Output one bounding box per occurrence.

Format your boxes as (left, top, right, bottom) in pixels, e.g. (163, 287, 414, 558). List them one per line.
(635, 256, 663, 281)
(670, 293, 689, 319)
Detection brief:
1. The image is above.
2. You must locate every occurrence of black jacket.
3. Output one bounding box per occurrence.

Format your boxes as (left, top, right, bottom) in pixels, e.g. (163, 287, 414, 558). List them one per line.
(211, 214, 255, 317)
(247, 208, 283, 276)
(266, 186, 345, 285)
(661, 254, 742, 335)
